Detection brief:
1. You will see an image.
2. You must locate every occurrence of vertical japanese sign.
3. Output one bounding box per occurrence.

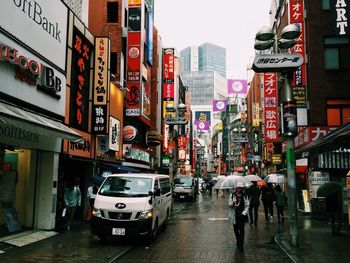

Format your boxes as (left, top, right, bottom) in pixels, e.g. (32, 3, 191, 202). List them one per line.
(178, 135, 186, 161)
(109, 116, 120, 151)
(162, 48, 175, 154)
(93, 37, 110, 134)
(126, 3, 142, 116)
(70, 27, 92, 131)
(252, 102, 260, 127)
(290, 1, 307, 97)
(263, 73, 279, 142)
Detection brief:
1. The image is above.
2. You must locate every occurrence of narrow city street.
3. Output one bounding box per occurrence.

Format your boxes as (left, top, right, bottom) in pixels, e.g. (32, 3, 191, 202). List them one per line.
(0, 194, 290, 263)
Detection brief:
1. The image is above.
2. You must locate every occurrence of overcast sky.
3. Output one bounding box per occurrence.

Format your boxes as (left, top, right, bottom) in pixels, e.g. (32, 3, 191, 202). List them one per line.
(154, 0, 272, 80)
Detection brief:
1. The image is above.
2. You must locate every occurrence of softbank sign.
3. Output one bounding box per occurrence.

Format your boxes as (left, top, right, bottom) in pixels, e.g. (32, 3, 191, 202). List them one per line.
(0, 0, 68, 70)
(331, 0, 350, 35)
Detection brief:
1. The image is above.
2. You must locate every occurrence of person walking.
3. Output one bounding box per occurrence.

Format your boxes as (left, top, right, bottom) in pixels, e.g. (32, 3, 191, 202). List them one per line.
(261, 182, 275, 223)
(63, 180, 81, 230)
(274, 185, 286, 224)
(325, 191, 342, 235)
(247, 182, 260, 226)
(85, 183, 98, 221)
(228, 182, 250, 252)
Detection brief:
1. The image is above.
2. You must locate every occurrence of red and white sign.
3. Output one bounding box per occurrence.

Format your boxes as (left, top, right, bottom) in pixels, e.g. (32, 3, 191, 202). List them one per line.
(290, 1, 307, 87)
(163, 83, 174, 99)
(290, 1, 304, 23)
(123, 125, 137, 141)
(163, 48, 174, 81)
(263, 73, 279, 142)
(294, 126, 338, 148)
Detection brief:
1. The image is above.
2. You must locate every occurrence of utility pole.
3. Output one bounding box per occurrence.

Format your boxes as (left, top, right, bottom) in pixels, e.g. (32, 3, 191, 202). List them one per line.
(282, 74, 299, 246)
(253, 24, 302, 247)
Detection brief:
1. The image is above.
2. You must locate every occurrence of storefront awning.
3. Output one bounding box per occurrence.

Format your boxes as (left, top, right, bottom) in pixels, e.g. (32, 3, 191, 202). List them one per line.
(295, 121, 350, 158)
(0, 101, 82, 141)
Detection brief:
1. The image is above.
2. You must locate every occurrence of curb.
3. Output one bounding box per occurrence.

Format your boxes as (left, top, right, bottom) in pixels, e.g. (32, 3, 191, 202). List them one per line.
(274, 233, 299, 263)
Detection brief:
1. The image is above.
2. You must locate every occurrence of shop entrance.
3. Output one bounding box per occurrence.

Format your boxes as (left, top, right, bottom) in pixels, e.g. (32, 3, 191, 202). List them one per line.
(0, 147, 35, 237)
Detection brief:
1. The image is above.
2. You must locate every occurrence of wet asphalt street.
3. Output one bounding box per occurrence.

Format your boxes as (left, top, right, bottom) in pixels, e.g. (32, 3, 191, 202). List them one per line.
(0, 193, 291, 263)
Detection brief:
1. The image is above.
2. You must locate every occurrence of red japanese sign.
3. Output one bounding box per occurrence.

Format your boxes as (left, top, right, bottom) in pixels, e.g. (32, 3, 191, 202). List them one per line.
(126, 83, 140, 116)
(162, 48, 174, 81)
(290, 1, 304, 23)
(294, 126, 338, 148)
(162, 83, 174, 99)
(127, 45, 141, 82)
(290, 1, 307, 89)
(263, 73, 279, 142)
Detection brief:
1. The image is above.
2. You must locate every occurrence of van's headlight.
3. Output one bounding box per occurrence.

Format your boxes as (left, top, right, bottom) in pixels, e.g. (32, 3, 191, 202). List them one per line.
(139, 210, 153, 220)
(92, 208, 102, 218)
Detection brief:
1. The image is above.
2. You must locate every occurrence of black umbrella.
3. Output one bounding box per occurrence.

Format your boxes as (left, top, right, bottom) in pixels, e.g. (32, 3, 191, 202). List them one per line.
(316, 182, 342, 197)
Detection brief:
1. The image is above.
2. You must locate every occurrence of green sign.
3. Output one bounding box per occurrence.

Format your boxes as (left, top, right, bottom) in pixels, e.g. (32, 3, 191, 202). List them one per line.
(286, 148, 295, 169)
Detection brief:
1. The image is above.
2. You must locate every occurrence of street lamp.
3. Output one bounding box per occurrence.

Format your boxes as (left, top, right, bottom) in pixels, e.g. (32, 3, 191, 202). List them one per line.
(253, 24, 301, 247)
(232, 123, 248, 173)
(165, 103, 188, 183)
(196, 138, 204, 194)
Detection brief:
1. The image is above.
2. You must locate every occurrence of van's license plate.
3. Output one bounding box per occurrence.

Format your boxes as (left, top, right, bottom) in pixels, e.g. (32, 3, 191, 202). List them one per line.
(112, 228, 125, 235)
(180, 195, 185, 199)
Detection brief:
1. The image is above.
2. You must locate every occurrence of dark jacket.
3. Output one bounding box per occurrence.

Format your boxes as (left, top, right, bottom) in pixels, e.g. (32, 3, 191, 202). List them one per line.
(247, 185, 260, 207)
(261, 184, 275, 204)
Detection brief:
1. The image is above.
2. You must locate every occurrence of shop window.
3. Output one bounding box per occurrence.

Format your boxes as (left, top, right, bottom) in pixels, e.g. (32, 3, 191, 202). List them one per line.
(327, 99, 350, 126)
(107, 2, 118, 23)
(322, 0, 330, 10)
(324, 48, 339, 70)
(110, 52, 118, 75)
(324, 37, 350, 70)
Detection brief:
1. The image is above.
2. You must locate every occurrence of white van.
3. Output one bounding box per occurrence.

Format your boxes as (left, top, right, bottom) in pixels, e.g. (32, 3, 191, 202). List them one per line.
(91, 173, 172, 241)
(173, 176, 197, 202)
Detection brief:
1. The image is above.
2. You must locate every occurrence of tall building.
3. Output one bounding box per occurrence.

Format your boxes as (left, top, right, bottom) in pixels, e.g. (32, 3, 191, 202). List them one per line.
(181, 71, 226, 105)
(199, 42, 226, 78)
(180, 42, 226, 78)
(180, 46, 199, 72)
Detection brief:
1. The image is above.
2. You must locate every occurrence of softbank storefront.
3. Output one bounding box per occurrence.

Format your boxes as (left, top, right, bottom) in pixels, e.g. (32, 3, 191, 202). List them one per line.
(0, 1, 80, 236)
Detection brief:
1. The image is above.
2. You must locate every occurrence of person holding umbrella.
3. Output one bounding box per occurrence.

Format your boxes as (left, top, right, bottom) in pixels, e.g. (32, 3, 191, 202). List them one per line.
(317, 182, 343, 235)
(247, 181, 260, 226)
(228, 182, 250, 252)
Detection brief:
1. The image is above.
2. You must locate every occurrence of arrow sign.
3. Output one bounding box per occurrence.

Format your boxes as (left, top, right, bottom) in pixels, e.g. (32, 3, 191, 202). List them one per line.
(252, 53, 304, 72)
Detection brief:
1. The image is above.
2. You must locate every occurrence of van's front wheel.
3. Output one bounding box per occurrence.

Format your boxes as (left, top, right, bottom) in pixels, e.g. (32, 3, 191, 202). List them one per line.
(149, 218, 159, 241)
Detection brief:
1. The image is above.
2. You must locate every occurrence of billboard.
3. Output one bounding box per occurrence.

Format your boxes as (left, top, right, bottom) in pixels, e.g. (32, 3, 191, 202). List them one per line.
(213, 100, 228, 112)
(227, 79, 247, 95)
(92, 37, 110, 134)
(0, 0, 68, 70)
(69, 27, 92, 131)
(263, 73, 279, 142)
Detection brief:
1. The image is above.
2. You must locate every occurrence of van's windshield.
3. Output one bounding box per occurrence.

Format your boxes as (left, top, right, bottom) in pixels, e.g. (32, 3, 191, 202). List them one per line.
(174, 177, 192, 187)
(99, 177, 152, 197)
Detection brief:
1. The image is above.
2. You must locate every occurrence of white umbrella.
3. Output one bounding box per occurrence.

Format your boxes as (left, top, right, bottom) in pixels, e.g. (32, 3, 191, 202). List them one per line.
(264, 173, 286, 183)
(214, 175, 252, 189)
(245, 174, 263, 182)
